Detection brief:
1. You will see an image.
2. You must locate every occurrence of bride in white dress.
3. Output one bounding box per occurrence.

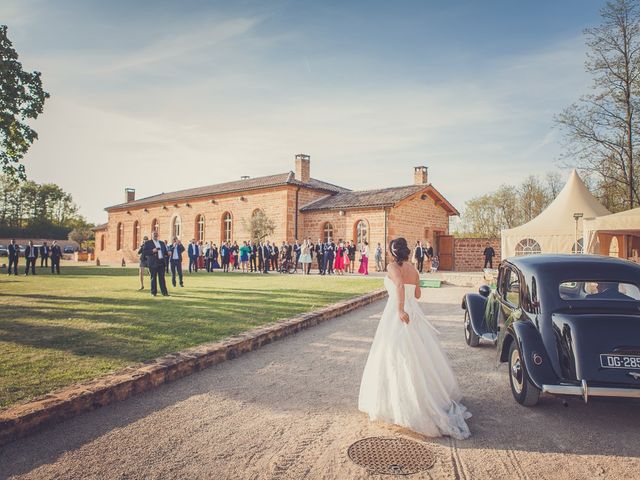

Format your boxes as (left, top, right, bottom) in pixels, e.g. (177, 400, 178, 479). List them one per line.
(358, 237, 471, 440)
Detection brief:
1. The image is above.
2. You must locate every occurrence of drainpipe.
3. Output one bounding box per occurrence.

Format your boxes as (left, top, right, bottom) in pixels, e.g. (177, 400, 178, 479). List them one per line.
(294, 187, 300, 240)
(383, 207, 388, 271)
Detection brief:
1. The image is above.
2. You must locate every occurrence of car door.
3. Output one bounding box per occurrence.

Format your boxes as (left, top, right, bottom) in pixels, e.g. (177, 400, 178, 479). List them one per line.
(496, 264, 522, 354)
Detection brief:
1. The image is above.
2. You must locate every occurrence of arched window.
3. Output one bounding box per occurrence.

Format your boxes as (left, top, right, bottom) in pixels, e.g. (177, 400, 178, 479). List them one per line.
(116, 222, 124, 250)
(100, 234, 105, 251)
(132, 220, 140, 249)
(322, 222, 334, 243)
(195, 214, 205, 243)
(355, 219, 369, 247)
(572, 237, 583, 254)
(222, 212, 233, 243)
(515, 238, 541, 256)
(172, 216, 182, 239)
(151, 218, 159, 236)
(609, 236, 619, 257)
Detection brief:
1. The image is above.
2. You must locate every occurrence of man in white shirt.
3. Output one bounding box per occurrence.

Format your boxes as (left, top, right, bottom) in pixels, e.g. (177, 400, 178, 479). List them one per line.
(25, 240, 38, 275)
(142, 232, 169, 296)
(169, 237, 185, 287)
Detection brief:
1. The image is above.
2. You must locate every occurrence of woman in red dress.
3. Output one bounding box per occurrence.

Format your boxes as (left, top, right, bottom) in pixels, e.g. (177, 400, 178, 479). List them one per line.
(358, 241, 369, 275)
(334, 241, 345, 275)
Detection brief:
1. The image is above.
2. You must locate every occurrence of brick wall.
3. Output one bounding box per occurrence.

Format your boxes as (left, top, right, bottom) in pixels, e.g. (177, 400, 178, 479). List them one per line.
(453, 237, 501, 272)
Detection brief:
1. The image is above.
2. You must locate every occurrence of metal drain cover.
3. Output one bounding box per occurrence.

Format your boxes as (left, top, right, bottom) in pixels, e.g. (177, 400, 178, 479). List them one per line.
(348, 437, 436, 475)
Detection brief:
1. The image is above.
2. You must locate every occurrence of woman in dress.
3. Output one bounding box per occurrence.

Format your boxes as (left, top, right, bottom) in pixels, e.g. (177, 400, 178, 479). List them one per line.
(358, 241, 369, 275)
(343, 242, 352, 273)
(211, 244, 220, 269)
(359, 237, 471, 440)
(299, 239, 312, 274)
(334, 241, 345, 275)
(240, 241, 250, 272)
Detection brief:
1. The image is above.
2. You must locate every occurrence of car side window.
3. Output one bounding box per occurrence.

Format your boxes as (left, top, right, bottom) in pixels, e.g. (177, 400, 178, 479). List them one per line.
(502, 267, 520, 307)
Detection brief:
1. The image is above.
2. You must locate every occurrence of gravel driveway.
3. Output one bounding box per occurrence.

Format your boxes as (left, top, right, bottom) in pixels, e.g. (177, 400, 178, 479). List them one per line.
(1, 285, 639, 479)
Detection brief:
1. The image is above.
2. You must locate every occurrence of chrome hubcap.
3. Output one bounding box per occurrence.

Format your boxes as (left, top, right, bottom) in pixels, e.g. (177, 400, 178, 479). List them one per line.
(510, 348, 524, 394)
(464, 312, 470, 340)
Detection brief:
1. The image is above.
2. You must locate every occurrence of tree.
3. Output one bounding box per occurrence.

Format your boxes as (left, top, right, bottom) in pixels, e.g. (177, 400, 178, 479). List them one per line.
(459, 173, 565, 237)
(0, 25, 49, 179)
(556, 0, 640, 211)
(243, 210, 275, 242)
(68, 227, 93, 251)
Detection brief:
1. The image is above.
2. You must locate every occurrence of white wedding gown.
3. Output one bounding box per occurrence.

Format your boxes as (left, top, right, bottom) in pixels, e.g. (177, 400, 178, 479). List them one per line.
(358, 276, 471, 440)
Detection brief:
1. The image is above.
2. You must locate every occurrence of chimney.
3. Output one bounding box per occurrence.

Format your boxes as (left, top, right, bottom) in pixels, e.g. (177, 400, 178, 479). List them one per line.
(295, 154, 311, 183)
(413, 166, 428, 185)
(125, 188, 135, 203)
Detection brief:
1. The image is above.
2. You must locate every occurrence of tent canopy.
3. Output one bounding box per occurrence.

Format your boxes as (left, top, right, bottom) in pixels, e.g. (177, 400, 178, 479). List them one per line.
(501, 170, 610, 258)
(583, 207, 640, 252)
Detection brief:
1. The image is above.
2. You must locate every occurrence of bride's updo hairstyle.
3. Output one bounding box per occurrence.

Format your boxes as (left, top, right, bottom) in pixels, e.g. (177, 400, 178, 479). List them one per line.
(390, 238, 410, 265)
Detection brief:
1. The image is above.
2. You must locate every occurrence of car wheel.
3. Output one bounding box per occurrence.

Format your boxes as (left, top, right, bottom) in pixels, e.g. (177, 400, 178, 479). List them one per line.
(464, 309, 480, 347)
(508, 341, 540, 406)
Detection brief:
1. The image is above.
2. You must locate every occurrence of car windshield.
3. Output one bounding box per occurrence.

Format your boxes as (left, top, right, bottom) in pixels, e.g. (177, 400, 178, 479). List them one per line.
(559, 281, 640, 301)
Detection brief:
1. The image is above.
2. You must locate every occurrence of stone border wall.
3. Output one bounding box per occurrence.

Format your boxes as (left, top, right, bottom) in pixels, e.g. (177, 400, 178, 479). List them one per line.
(0, 288, 387, 446)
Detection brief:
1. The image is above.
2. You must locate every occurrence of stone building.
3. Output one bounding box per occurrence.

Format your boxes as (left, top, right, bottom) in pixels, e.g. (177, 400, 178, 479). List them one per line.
(93, 154, 459, 267)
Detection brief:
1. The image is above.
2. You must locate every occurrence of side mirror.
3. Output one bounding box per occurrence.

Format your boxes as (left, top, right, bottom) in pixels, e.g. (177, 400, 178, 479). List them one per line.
(479, 285, 491, 297)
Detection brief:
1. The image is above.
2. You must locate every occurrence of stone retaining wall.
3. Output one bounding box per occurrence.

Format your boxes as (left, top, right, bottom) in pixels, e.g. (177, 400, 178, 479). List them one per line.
(0, 289, 387, 446)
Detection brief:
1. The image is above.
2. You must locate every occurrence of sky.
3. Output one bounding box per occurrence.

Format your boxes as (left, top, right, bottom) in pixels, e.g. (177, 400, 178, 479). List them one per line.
(2, 0, 605, 224)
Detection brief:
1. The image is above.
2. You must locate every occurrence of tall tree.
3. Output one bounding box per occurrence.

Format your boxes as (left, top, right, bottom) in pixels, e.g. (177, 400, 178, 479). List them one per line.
(0, 25, 49, 179)
(556, 0, 640, 210)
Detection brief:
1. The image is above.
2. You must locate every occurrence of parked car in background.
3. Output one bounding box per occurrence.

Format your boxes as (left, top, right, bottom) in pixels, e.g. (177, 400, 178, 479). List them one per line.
(462, 255, 640, 406)
(63, 246, 75, 254)
(0, 247, 7, 257)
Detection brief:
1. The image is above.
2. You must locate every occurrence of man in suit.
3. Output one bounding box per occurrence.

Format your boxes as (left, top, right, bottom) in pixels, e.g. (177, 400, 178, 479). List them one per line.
(249, 241, 257, 272)
(415, 240, 425, 273)
(257, 241, 264, 272)
(483, 243, 496, 269)
(142, 232, 169, 296)
(7, 239, 18, 276)
(50, 241, 62, 274)
(187, 239, 199, 273)
(271, 243, 279, 271)
(24, 240, 38, 275)
(220, 241, 230, 272)
(40, 241, 50, 268)
(169, 237, 185, 287)
(324, 238, 335, 275)
(262, 240, 271, 273)
(315, 238, 325, 274)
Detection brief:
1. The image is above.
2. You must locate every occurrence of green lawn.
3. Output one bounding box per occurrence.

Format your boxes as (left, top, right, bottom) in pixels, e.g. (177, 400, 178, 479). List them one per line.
(0, 266, 382, 409)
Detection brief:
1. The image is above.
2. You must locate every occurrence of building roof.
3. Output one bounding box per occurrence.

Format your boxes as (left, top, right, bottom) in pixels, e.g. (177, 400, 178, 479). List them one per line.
(92, 223, 108, 231)
(300, 184, 459, 215)
(105, 172, 350, 211)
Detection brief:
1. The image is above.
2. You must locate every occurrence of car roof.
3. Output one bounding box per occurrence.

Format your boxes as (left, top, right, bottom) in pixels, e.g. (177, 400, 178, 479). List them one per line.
(504, 254, 640, 283)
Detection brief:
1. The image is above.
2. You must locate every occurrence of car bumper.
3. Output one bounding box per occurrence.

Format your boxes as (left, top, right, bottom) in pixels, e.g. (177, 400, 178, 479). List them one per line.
(542, 380, 640, 403)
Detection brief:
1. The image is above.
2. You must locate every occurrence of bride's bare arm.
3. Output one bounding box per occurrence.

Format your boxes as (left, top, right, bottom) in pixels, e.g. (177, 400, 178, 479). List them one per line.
(414, 268, 421, 299)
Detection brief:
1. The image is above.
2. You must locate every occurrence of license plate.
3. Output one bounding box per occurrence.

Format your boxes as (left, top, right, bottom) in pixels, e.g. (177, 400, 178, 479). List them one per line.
(600, 354, 640, 370)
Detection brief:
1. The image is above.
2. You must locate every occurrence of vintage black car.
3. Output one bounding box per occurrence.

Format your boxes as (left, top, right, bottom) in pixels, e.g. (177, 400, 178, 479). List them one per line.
(462, 254, 640, 406)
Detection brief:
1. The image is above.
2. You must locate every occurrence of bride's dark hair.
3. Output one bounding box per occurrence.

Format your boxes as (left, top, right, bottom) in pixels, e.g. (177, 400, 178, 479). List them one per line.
(390, 237, 410, 265)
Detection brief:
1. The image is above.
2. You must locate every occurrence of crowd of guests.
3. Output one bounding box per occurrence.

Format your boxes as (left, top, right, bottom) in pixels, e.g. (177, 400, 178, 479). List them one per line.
(4, 239, 64, 276)
(136, 234, 380, 296)
(410, 240, 438, 273)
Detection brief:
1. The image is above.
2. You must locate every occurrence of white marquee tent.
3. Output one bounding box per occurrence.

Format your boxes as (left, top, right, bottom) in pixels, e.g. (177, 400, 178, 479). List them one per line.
(501, 170, 610, 258)
(583, 207, 640, 256)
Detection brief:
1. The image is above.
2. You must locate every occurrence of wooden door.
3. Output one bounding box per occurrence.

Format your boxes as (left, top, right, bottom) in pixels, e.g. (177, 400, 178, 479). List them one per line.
(436, 234, 454, 271)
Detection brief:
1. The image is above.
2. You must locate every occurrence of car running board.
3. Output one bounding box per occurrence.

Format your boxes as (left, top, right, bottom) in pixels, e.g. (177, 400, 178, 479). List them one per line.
(481, 333, 498, 342)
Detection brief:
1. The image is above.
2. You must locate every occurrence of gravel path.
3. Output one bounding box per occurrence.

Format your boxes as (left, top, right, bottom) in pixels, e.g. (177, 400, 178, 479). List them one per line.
(1, 286, 639, 479)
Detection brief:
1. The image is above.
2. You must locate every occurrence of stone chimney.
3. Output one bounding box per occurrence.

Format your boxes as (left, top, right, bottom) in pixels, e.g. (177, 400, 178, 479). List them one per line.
(295, 154, 311, 183)
(413, 166, 428, 185)
(125, 188, 136, 203)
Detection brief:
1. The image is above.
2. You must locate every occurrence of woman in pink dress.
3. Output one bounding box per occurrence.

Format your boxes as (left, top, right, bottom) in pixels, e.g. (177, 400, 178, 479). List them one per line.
(334, 242, 345, 275)
(358, 241, 369, 275)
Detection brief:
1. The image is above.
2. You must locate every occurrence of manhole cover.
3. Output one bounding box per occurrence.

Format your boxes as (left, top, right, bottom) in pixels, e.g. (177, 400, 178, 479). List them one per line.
(347, 437, 436, 475)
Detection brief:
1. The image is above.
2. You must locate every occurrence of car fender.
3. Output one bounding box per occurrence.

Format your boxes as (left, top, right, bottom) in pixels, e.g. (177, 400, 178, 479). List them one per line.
(461, 293, 487, 336)
(501, 320, 558, 390)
